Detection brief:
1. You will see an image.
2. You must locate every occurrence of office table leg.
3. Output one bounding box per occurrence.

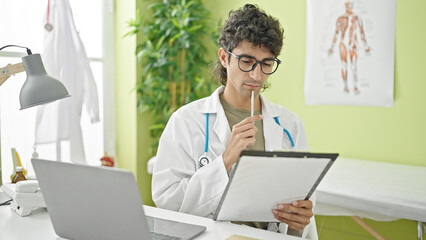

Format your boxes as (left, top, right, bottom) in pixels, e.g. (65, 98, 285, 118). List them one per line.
(418, 221, 424, 240)
(351, 216, 386, 240)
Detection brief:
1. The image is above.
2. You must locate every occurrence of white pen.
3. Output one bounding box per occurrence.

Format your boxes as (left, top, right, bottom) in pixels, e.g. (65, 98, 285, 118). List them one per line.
(251, 90, 254, 117)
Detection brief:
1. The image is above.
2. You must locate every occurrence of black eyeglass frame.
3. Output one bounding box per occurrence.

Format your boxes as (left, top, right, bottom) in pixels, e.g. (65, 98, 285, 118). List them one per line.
(226, 49, 281, 75)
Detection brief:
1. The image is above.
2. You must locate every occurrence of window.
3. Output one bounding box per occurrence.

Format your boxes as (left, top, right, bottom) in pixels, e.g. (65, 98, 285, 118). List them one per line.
(0, 0, 115, 183)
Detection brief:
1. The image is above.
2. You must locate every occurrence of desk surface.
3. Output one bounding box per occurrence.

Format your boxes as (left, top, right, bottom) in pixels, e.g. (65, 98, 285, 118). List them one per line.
(0, 204, 301, 240)
(315, 157, 426, 222)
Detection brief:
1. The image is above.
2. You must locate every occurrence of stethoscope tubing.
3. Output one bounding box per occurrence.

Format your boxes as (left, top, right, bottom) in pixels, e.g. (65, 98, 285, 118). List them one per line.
(204, 113, 209, 154)
(198, 113, 211, 168)
(273, 117, 295, 149)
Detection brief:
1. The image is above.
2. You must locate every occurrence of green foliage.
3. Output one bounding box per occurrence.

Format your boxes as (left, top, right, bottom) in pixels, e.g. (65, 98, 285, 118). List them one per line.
(127, 0, 220, 156)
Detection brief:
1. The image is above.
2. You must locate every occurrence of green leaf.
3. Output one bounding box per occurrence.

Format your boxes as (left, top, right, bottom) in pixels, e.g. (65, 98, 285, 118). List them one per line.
(155, 35, 166, 50)
(169, 32, 183, 45)
(149, 124, 165, 131)
(170, 18, 182, 30)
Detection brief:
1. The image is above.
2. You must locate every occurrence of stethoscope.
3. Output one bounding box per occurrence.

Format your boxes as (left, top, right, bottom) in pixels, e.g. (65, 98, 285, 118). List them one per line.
(198, 114, 295, 168)
(198, 113, 211, 167)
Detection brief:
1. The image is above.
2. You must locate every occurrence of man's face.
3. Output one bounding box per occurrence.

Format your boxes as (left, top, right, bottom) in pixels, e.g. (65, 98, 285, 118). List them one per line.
(219, 40, 274, 100)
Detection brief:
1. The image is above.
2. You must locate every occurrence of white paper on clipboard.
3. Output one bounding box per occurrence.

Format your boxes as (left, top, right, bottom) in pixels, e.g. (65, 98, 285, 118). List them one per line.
(214, 151, 338, 222)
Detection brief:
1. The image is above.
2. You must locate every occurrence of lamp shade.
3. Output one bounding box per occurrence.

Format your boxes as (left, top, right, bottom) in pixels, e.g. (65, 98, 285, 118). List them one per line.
(19, 54, 70, 109)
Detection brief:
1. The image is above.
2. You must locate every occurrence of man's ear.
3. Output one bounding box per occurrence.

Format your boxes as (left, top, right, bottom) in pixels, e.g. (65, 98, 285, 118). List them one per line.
(218, 48, 227, 67)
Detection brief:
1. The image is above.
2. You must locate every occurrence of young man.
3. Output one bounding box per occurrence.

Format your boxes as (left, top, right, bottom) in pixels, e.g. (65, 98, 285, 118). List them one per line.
(152, 4, 316, 239)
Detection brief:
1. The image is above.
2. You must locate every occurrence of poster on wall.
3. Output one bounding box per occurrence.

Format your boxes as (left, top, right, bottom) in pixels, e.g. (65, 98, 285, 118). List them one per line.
(304, 0, 396, 107)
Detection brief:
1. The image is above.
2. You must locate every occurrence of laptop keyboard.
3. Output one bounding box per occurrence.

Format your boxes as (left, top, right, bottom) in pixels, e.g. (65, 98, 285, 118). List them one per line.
(150, 232, 182, 240)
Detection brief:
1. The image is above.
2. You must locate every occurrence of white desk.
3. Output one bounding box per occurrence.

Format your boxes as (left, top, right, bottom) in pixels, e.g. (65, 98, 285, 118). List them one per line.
(0, 204, 302, 240)
(315, 157, 426, 239)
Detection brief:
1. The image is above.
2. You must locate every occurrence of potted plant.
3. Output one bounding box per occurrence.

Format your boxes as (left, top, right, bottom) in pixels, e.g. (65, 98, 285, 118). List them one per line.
(127, 0, 220, 156)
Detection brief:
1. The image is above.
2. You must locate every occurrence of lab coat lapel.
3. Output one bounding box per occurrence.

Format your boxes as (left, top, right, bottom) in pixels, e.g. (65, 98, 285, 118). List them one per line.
(212, 104, 231, 144)
(261, 95, 283, 151)
(199, 87, 231, 144)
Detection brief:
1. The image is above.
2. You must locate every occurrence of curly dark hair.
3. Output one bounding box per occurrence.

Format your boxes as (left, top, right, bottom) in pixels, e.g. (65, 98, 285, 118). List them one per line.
(212, 4, 284, 87)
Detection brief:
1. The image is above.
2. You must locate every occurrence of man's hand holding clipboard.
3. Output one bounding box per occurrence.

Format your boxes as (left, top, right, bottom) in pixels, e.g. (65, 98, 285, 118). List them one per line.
(273, 200, 314, 231)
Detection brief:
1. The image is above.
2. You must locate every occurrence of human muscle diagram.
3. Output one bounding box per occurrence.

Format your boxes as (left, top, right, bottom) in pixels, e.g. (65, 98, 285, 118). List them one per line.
(305, 0, 395, 107)
(328, 1, 371, 95)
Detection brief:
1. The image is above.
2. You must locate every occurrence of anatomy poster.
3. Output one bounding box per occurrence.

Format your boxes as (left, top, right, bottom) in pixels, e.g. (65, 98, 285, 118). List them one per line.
(304, 0, 396, 107)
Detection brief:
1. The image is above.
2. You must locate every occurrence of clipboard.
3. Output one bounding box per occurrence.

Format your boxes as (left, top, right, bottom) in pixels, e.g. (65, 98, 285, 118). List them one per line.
(213, 151, 338, 222)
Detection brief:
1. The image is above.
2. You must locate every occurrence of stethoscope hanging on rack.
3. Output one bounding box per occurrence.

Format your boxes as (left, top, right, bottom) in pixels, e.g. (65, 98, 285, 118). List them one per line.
(45, 0, 53, 31)
(198, 114, 295, 168)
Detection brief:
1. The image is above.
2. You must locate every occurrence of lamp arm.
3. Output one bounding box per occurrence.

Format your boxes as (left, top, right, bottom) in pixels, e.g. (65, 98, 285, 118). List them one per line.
(0, 62, 25, 87)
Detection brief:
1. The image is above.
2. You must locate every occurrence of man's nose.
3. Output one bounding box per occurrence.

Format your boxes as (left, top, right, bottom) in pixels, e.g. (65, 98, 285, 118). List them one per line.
(249, 63, 263, 81)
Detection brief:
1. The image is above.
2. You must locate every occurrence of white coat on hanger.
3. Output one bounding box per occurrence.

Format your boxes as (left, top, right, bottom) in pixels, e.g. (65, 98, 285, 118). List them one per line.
(35, 0, 100, 163)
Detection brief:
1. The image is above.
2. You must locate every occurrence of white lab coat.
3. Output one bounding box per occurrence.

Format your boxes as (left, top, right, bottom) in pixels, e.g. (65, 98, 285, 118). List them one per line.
(152, 86, 318, 239)
(35, 0, 100, 163)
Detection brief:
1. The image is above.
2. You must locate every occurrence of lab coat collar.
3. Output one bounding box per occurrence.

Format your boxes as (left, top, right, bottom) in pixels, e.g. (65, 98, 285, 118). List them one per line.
(199, 86, 224, 114)
(200, 86, 230, 143)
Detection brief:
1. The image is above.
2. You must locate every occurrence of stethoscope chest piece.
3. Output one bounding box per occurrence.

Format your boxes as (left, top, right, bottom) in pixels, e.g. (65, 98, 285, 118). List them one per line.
(198, 155, 210, 168)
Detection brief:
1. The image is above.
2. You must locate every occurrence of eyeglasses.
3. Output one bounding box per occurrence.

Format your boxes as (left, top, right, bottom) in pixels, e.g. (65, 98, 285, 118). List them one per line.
(226, 50, 281, 75)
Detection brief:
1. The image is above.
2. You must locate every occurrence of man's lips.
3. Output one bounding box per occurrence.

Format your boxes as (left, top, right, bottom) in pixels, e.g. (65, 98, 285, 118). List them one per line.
(244, 83, 261, 88)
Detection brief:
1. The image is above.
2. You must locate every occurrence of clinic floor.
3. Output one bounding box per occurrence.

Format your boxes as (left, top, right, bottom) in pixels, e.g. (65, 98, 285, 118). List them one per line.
(315, 216, 418, 239)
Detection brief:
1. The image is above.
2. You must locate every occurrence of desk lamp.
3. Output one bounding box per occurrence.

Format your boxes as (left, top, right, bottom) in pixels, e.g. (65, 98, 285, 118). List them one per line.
(0, 45, 70, 185)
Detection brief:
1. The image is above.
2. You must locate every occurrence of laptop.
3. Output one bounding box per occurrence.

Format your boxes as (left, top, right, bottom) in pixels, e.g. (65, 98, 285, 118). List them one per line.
(32, 158, 206, 240)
